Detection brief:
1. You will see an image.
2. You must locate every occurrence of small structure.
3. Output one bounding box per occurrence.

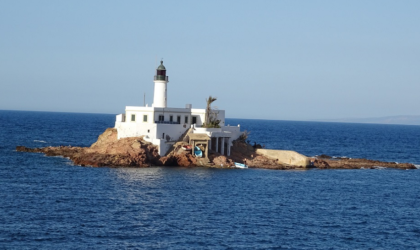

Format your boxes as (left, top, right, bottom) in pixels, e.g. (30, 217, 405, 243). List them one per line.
(189, 133, 210, 158)
(115, 60, 242, 156)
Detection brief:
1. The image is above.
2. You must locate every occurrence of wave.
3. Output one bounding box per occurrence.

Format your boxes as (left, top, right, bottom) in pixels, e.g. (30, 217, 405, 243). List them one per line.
(414, 165, 420, 169)
(34, 140, 47, 143)
(332, 156, 351, 159)
(313, 155, 352, 159)
(372, 166, 386, 170)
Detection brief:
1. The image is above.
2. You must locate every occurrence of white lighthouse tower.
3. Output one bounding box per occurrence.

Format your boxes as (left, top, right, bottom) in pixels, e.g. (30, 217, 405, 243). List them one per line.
(152, 60, 168, 108)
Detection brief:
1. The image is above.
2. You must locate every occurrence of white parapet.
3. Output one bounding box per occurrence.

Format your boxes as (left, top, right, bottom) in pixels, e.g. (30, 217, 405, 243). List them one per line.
(193, 126, 240, 139)
(116, 114, 125, 122)
(193, 127, 222, 137)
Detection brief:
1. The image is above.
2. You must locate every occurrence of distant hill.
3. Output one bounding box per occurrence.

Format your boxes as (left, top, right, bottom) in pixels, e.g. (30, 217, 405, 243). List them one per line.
(317, 115, 420, 126)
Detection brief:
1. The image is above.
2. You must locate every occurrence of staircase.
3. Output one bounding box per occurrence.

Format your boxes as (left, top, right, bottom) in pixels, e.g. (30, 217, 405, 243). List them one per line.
(163, 127, 193, 156)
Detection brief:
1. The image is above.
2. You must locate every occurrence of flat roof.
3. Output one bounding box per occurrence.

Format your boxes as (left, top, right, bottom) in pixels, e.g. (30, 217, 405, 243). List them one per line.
(189, 133, 210, 140)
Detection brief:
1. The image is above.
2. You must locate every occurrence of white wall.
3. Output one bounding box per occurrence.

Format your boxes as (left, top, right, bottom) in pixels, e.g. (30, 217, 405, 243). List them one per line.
(115, 121, 157, 139)
(191, 109, 205, 125)
(147, 138, 175, 157)
(155, 124, 189, 142)
(216, 110, 226, 126)
(155, 124, 189, 155)
(116, 114, 125, 122)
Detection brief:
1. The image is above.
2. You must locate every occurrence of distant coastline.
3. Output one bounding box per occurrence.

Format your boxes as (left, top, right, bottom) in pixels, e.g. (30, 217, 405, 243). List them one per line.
(2, 109, 420, 126)
(312, 115, 420, 126)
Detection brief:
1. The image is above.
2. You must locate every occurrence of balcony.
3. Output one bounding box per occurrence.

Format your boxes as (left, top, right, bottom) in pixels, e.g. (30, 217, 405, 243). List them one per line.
(154, 76, 169, 81)
(155, 121, 180, 124)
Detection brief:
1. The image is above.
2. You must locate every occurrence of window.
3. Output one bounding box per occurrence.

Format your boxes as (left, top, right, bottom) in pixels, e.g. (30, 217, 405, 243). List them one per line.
(143, 115, 148, 122)
(177, 116, 181, 124)
(170, 115, 173, 122)
(185, 116, 189, 124)
(131, 114, 135, 122)
(192, 116, 197, 124)
(159, 115, 164, 121)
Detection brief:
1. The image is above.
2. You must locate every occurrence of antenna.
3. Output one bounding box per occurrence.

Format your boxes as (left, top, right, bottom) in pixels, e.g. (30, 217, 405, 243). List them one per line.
(144, 92, 146, 106)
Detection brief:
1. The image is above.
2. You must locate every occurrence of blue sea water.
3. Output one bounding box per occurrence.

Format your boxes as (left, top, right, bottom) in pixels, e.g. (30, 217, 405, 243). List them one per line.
(1, 110, 420, 249)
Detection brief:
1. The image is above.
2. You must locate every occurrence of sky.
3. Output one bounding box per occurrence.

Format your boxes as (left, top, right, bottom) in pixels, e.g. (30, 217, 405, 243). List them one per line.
(1, 0, 419, 121)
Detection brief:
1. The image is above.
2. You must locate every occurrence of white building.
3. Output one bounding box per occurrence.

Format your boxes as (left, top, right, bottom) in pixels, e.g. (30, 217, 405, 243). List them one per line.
(115, 61, 241, 156)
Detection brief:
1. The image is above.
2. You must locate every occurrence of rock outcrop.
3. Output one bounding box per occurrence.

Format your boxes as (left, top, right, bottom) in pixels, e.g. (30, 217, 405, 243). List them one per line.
(313, 155, 416, 170)
(17, 128, 160, 167)
(16, 128, 417, 170)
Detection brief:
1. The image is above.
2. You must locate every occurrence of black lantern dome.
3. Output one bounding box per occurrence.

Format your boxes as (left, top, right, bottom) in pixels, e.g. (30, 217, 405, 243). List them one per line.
(155, 60, 167, 81)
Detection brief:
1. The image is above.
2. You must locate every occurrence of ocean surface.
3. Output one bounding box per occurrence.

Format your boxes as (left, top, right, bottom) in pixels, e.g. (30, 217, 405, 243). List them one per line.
(1, 110, 420, 249)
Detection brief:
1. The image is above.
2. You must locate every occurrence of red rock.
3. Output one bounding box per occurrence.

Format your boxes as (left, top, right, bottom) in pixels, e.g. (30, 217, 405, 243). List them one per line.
(15, 128, 418, 170)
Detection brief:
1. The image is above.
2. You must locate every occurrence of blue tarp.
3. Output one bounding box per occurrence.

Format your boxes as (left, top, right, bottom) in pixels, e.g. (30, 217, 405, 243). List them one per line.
(194, 146, 202, 157)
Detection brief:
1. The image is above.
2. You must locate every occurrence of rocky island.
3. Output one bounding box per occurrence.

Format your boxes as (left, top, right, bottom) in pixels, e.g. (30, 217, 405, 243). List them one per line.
(16, 128, 417, 170)
(16, 61, 417, 170)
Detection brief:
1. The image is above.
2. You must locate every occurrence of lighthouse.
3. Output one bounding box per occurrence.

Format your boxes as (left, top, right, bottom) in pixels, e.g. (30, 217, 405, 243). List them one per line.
(152, 60, 168, 108)
(115, 60, 241, 156)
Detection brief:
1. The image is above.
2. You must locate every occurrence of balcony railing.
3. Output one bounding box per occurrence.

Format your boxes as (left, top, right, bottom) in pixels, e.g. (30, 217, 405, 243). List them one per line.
(154, 76, 169, 81)
(155, 121, 180, 124)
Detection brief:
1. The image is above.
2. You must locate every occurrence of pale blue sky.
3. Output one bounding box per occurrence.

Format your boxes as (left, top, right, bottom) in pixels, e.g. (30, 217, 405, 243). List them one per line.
(1, 0, 419, 120)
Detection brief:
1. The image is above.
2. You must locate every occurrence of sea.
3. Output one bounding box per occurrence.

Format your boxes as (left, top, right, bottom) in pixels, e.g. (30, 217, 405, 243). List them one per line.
(1, 110, 420, 249)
